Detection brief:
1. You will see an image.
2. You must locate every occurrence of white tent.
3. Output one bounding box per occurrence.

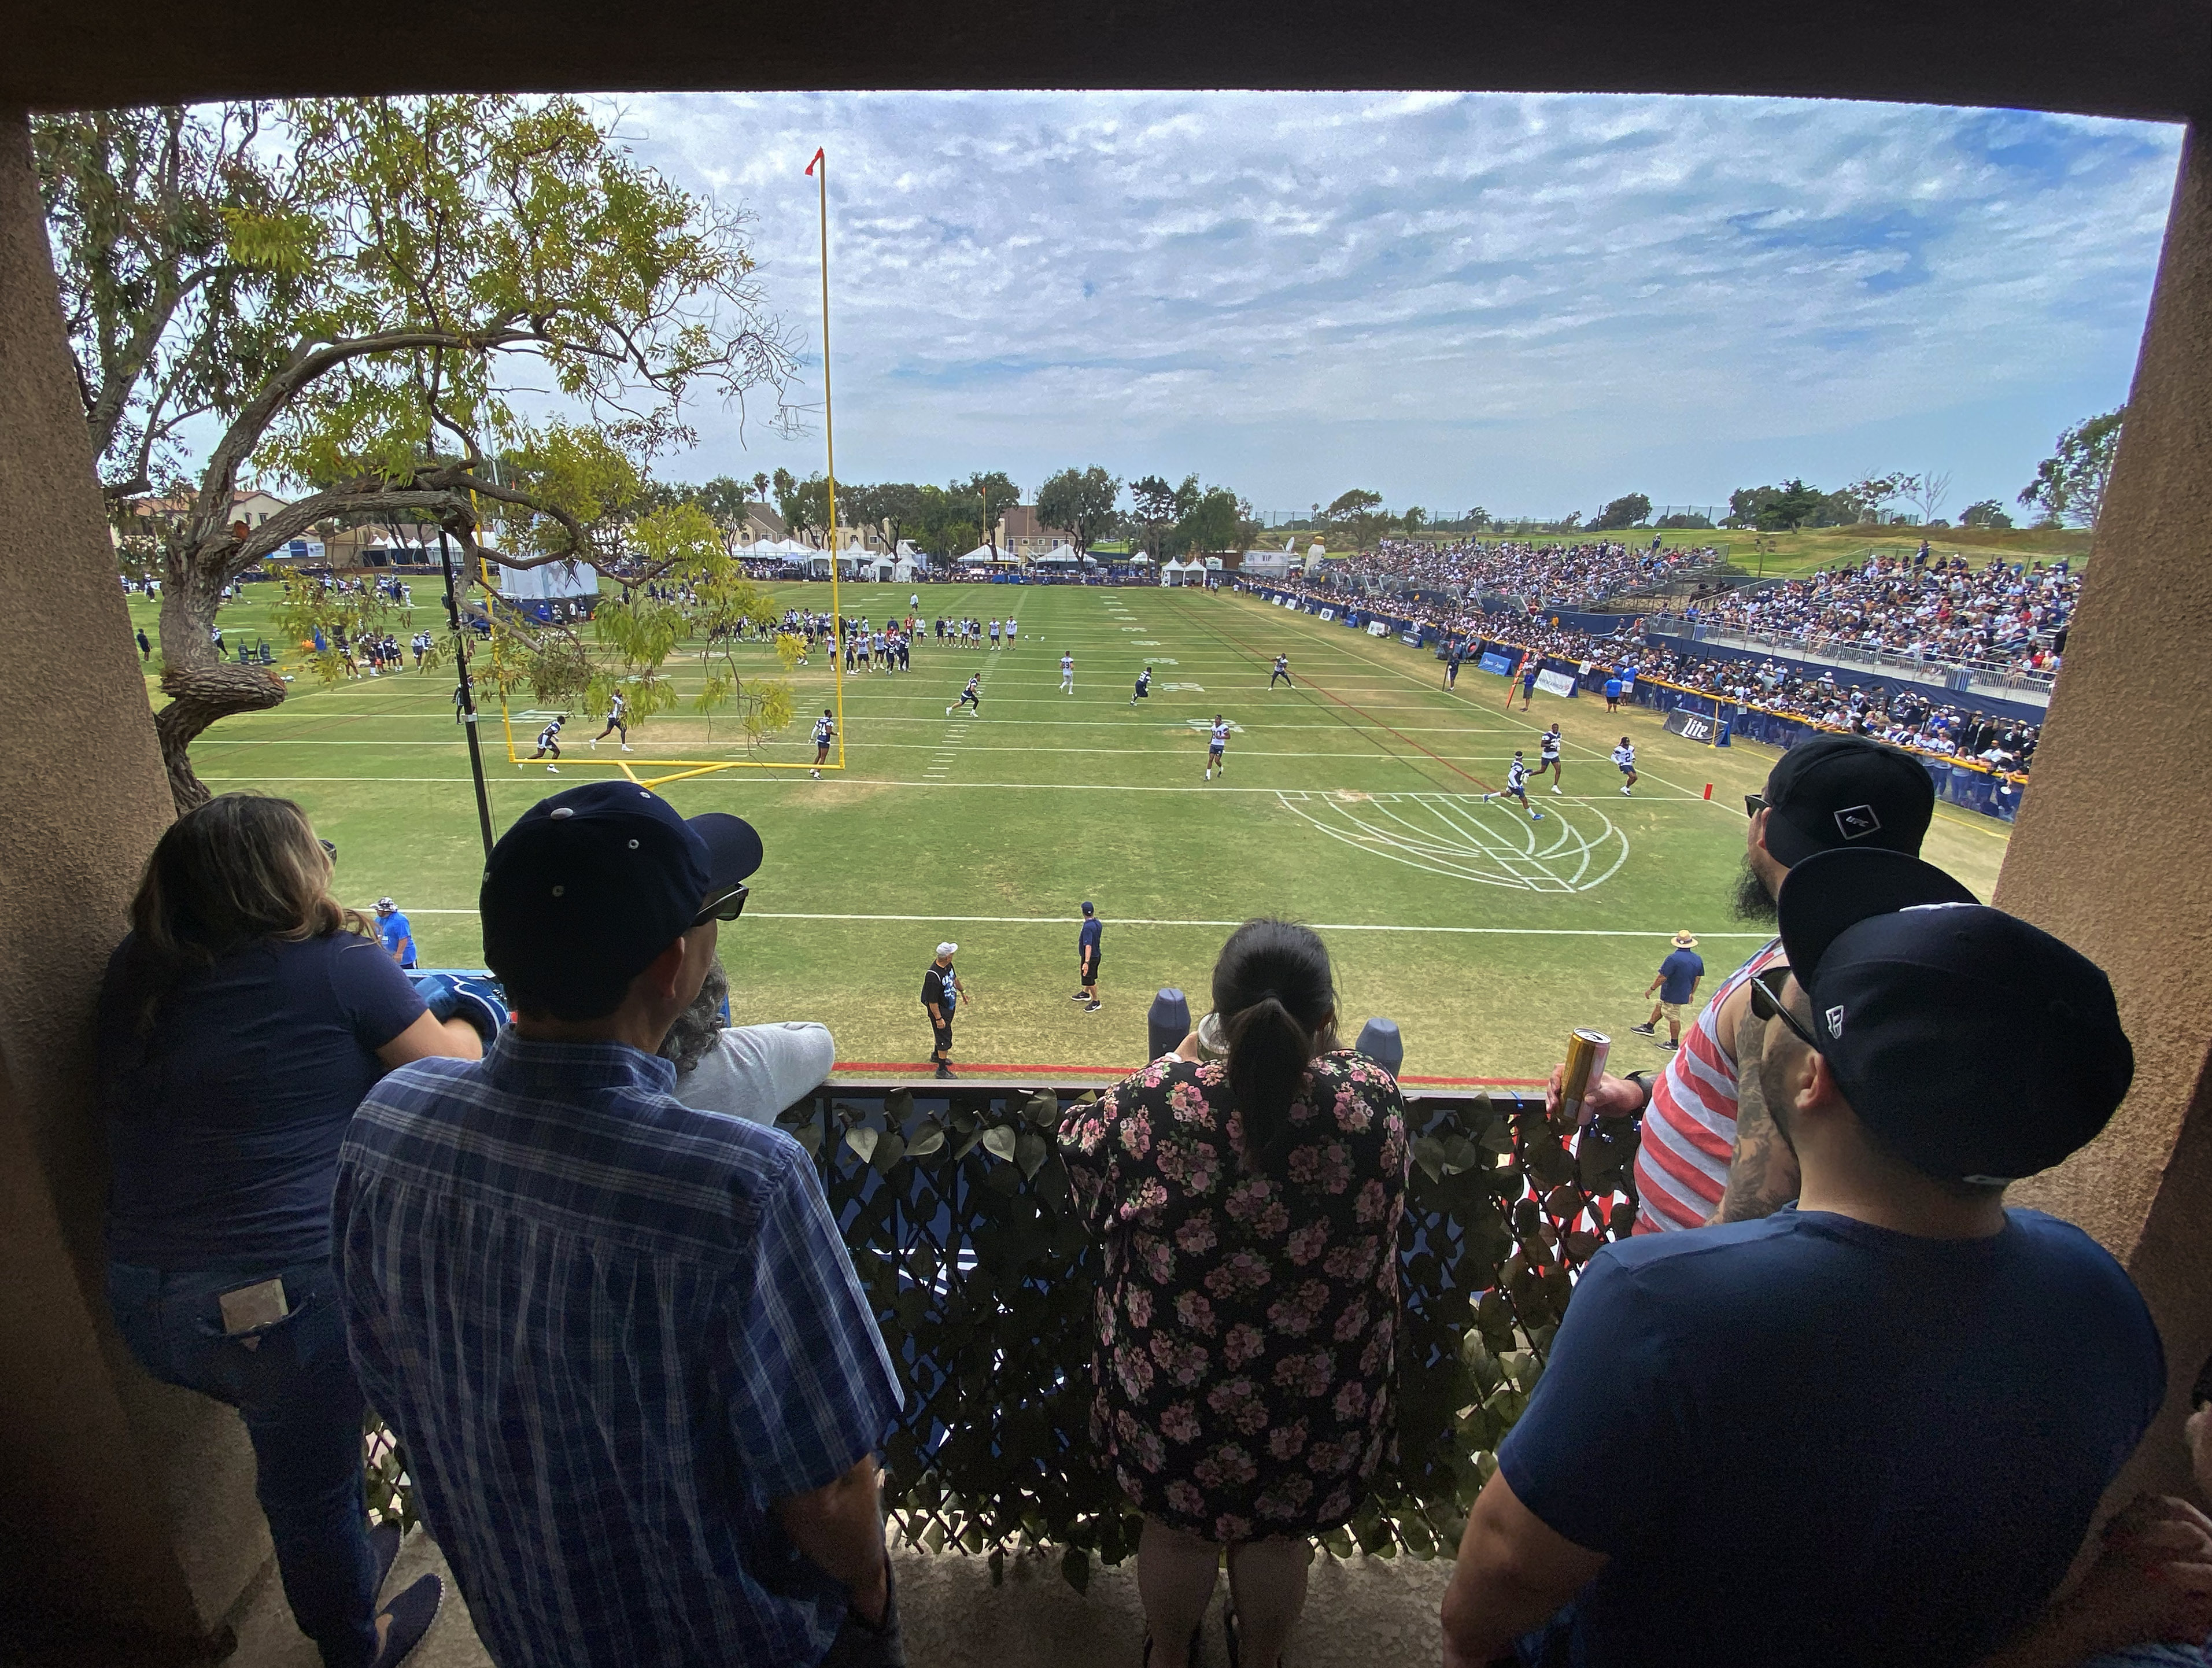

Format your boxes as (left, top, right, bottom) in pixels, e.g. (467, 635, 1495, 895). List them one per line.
(957, 543, 1023, 567)
(1161, 557, 1205, 586)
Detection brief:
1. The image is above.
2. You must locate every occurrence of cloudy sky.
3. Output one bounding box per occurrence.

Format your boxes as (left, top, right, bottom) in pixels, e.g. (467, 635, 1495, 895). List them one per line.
(595, 91, 2181, 522)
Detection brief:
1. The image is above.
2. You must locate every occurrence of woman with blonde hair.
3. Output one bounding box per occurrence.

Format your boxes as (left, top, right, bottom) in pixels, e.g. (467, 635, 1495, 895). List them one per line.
(1060, 918, 1411, 1668)
(99, 794, 493, 1668)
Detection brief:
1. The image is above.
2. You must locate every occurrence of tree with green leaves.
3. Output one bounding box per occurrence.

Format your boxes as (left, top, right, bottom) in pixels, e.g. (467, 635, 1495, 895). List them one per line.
(1173, 484, 1242, 556)
(1035, 466, 1122, 552)
(1960, 499, 2013, 529)
(966, 470, 1020, 557)
(37, 95, 795, 810)
(1128, 474, 1189, 561)
(1321, 487, 1393, 550)
(1589, 493, 1651, 532)
(2019, 409, 2125, 529)
(840, 481, 926, 555)
(773, 469, 831, 544)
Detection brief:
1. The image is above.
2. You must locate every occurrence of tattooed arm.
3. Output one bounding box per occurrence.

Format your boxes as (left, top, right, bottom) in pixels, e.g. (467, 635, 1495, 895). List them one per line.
(1711, 992, 1800, 1224)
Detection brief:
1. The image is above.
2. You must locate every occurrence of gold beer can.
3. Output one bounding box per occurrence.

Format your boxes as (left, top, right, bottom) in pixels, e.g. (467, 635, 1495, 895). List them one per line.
(1560, 1028, 1612, 1124)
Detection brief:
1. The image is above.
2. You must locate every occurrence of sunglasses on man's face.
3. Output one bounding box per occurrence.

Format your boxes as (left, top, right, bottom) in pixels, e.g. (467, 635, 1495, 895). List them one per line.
(1744, 793, 1766, 819)
(1748, 966, 1823, 1053)
(691, 883, 749, 930)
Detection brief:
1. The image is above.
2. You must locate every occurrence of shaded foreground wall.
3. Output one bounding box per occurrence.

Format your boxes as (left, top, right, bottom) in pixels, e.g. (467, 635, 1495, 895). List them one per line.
(1999, 127, 2212, 1500)
(1, 93, 2210, 1662)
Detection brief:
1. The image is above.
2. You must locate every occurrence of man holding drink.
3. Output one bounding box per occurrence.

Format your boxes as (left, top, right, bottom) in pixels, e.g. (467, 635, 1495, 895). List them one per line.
(1546, 735, 1939, 1232)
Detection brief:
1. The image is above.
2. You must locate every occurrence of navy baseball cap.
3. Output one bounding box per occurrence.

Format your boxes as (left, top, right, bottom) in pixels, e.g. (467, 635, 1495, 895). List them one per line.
(1776, 848, 2134, 1183)
(481, 783, 763, 1016)
(1760, 735, 1936, 869)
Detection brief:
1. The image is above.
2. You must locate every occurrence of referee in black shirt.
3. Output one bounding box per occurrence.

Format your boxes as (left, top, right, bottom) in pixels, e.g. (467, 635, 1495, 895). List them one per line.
(923, 942, 969, 1079)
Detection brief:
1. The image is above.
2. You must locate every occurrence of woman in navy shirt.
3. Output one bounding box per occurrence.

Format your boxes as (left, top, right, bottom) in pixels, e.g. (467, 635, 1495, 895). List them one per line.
(99, 795, 484, 1668)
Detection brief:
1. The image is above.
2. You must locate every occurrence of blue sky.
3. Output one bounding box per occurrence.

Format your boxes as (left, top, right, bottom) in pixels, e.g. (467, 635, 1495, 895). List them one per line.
(596, 91, 2182, 522)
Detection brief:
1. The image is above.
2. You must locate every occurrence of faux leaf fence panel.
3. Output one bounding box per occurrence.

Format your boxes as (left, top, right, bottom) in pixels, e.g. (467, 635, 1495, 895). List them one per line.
(361, 1080, 1642, 1590)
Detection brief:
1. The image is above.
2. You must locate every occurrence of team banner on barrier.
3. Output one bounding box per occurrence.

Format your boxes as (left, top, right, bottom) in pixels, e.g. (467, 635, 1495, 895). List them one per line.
(1319, 607, 1335, 622)
(1535, 668, 1579, 699)
(1367, 621, 1390, 637)
(1478, 650, 1515, 676)
(1663, 707, 1729, 745)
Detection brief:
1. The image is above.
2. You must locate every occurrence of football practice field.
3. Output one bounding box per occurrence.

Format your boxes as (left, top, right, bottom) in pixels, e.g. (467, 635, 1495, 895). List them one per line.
(128, 581, 2012, 1082)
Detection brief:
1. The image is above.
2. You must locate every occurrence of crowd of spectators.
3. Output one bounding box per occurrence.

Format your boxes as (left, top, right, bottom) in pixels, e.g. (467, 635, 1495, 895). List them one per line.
(1682, 547, 2078, 676)
(1313, 537, 1718, 606)
(1241, 575, 2044, 776)
(95, 773, 2212, 1668)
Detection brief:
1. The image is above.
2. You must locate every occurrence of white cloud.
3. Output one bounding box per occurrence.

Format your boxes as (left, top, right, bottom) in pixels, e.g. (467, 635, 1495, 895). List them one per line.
(596, 91, 2180, 519)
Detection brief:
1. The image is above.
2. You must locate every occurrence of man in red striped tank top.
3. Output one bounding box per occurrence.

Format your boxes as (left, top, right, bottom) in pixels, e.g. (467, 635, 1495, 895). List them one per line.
(1545, 735, 1938, 1233)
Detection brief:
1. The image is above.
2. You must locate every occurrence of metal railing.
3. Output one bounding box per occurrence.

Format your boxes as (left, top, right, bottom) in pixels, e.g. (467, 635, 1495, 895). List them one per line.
(1642, 615, 2057, 696)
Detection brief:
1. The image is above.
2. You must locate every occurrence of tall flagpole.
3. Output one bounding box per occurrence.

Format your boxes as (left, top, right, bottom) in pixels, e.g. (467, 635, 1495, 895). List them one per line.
(806, 145, 846, 771)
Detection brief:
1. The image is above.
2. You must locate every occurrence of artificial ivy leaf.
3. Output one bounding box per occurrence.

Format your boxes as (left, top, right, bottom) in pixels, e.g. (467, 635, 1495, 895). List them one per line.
(833, 1101, 866, 1129)
(922, 1519, 946, 1554)
(906, 1118, 947, 1157)
(845, 1126, 880, 1164)
(1016, 1128, 1050, 1179)
(1411, 1136, 1446, 1182)
(885, 1087, 915, 1125)
(870, 1129, 907, 1174)
(1440, 1135, 1480, 1175)
(1061, 1545, 1091, 1595)
(1025, 1090, 1061, 1128)
(782, 1118, 820, 1158)
(981, 1124, 1020, 1163)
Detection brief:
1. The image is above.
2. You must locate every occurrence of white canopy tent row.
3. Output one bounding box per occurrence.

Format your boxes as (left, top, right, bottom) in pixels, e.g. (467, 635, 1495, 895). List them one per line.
(955, 544, 1026, 568)
(1159, 557, 1207, 586)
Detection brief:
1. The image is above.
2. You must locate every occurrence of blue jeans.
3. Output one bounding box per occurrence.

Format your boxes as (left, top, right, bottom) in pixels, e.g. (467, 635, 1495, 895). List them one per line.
(108, 1257, 379, 1668)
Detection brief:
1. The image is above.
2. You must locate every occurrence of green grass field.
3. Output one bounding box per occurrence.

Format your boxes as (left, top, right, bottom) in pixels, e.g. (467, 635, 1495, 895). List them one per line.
(127, 581, 2012, 1081)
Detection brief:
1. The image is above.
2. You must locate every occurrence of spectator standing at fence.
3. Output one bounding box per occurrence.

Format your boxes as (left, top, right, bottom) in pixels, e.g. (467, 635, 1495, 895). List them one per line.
(1602, 673, 1622, 711)
(1630, 932, 1703, 1049)
(1549, 735, 1937, 1234)
(660, 955, 836, 1125)
(334, 783, 906, 1668)
(1520, 658, 1539, 710)
(1059, 919, 1410, 1668)
(1439, 849, 2165, 1668)
(101, 796, 494, 1668)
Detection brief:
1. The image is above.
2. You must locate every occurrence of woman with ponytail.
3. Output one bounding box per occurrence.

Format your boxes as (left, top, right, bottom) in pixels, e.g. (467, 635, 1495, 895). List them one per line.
(1060, 919, 1410, 1668)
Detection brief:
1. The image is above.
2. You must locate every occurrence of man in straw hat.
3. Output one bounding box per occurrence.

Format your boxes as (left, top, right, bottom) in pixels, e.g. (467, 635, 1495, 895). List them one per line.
(1631, 931, 1705, 1050)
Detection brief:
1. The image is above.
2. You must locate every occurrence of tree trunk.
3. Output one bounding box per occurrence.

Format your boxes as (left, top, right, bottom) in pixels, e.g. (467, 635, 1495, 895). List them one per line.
(154, 545, 286, 813)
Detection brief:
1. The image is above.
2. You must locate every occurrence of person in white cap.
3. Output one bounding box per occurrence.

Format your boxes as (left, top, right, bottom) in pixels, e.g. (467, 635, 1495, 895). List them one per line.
(1631, 931, 1704, 1049)
(922, 943, 969, 1079)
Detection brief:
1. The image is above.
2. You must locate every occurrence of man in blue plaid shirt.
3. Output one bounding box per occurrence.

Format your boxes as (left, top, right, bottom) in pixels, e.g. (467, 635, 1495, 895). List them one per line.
(334, 784, 905, 1667)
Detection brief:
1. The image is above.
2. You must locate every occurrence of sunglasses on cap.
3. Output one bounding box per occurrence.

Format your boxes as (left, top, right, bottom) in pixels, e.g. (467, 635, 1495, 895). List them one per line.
(1747, 965, 1824, 1054)
(690, 882, 749, 930)
(318, 838, 337, 863)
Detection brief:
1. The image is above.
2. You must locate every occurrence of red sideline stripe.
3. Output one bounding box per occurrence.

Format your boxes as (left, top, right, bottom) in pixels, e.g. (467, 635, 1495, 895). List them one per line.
(833, 1060, 1134, 1075)
(1402, 1075, 1548, 1087)
(830, 1062, 1546, 1086)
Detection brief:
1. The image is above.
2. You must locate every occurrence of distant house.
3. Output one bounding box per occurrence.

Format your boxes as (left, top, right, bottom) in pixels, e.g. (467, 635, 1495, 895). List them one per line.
(996, 504, 1077, 558)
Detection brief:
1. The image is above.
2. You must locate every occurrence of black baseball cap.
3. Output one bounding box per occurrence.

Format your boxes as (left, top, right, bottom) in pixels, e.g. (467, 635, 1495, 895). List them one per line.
(1760, 734, 1936, 869)
(1776, 848, 2134, 1183)
(481, 783, 763, 1016)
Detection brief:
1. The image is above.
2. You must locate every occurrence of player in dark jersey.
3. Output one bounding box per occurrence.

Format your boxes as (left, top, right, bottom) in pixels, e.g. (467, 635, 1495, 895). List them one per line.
(529, 714, 566, 773)
(948, 674, 981, 717)
(1538, 722, 1564, 794)
(811, 708, 834, 777)
(1130, 666, 1153, 707)
(1270, 654, 1293, 688)
(1483, 751, 1545, 821)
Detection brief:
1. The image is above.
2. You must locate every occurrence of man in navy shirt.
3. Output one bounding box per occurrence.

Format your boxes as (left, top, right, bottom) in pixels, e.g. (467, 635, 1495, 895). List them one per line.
(1630, 929, 1703, 1049)
(1072, 901, 1102, 1013)
(1441, 848, 2164, 1668)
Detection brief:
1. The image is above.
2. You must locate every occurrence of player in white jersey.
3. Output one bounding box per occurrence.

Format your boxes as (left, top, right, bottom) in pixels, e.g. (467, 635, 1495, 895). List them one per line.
(1061, 652, 1075, 693)
(1204, 715, 1231, 780)
(810, 708, 834, 777)
(1004, 618, 1017, 649)
(1539, 722, 1564, 793)
(1269, 654, 1293, 688)
(1483, 752, 1545, 821)
(989, 618, 1001, 648)
(529, 714, 566, 773)
(1613, 736, 1639, 795)
(588, 689, 631, 752)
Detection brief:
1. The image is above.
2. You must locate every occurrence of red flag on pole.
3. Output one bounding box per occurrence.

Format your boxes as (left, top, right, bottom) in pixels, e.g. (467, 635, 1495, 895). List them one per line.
(806, 147, 824, 176)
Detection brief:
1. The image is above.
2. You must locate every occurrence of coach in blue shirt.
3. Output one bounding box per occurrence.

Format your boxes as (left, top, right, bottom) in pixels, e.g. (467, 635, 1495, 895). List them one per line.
(334, 784, 905, 1668)
(1441, 848, 2165, 1668)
